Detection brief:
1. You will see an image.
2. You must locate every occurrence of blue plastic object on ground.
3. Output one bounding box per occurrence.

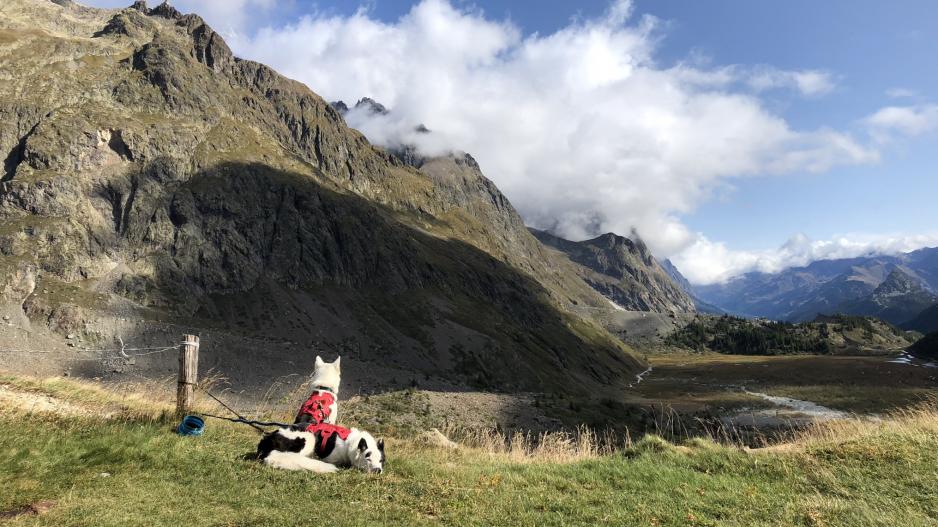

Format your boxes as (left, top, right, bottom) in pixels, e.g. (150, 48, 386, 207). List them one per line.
(177, 415, 205, 436)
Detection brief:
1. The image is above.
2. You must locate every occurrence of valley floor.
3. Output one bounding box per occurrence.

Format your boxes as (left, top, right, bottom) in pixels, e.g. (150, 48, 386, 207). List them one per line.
(634, 352, 938, 415)
(2, 375, 938, 526)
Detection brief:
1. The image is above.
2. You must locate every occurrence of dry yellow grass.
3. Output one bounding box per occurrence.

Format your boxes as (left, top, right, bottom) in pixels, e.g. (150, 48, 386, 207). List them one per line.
(4, 373, 938, 464)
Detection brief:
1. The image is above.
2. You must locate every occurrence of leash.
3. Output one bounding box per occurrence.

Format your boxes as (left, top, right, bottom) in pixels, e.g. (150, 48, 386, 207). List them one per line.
(204, 390, 267, 433)
(200, 412, 293, 430)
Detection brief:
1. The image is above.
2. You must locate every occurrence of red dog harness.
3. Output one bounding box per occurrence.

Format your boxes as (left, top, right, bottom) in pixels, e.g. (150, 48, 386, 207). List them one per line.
(305, 423, 352, 458)
(296, 389, 335, 425)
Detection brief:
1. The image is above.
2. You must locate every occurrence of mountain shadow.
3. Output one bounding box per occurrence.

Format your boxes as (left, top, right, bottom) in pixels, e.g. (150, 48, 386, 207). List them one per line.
(17, 160, 643, 399)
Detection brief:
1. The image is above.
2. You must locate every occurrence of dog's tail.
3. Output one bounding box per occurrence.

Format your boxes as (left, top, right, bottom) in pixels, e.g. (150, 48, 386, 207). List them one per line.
(263, 451, 338, 473)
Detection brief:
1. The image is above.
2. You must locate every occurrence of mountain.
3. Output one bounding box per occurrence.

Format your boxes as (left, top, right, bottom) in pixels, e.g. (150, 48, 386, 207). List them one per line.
(660, 259, 725, 314)
(903, 303, 938, 334)
(696, 249, 938, 323)
(659, 259, 692, 293)
(530, 230, 695, 313)
(666, 314, 916, 355)
(836, 268, 938, 326)
(330, 97, 389, 117)
(0, 0, 644, 395)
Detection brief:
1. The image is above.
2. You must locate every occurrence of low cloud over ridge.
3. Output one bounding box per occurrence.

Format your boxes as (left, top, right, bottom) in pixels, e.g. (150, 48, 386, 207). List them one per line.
(86, 0, 936, 283)
(232, 1, 875, 255)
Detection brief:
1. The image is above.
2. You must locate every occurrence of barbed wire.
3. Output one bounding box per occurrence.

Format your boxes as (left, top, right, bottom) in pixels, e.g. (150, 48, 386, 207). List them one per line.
(0, 342, 183, 361)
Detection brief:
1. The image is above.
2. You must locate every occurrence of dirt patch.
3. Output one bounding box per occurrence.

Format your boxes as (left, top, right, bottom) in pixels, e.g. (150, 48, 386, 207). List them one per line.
(425, 391, 561, 431)
(0, 500, 56, 520)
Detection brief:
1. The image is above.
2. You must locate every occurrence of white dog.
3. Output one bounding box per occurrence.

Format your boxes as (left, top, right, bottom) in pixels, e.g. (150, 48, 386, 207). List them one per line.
(294, 356, 340, 427)
(257, 424, 385, 474)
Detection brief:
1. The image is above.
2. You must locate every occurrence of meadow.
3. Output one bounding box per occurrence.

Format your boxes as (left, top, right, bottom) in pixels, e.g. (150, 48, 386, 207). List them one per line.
(2, 374, 937, 526)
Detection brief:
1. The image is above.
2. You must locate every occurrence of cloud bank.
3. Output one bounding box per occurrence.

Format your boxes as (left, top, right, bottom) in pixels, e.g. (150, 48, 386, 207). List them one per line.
(672, 232, 938, 284)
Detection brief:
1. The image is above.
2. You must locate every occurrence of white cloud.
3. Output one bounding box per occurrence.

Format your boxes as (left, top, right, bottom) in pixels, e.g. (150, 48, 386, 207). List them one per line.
(864, 104, 938, 137)
(672, 232, 938, 285)
(886, 87, 919, 99)
(229, 0, 875, 259)
(746, 67, 837, 97)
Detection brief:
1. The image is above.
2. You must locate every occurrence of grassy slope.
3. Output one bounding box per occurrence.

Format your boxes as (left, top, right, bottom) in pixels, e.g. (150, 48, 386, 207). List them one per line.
(2, 378, 938, 526)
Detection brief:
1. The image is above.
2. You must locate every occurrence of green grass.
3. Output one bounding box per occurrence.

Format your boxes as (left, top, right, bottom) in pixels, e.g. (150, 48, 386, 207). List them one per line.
(2, 378, 938, 526)
(342, 389, 436, 437)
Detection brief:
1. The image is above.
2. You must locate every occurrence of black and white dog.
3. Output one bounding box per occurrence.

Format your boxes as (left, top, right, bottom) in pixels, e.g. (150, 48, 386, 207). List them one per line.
(257, 424, 385, 474)
(258, 355, 385, 474)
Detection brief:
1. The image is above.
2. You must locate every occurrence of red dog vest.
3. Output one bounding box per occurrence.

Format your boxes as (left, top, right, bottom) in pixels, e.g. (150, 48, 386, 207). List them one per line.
(305, 423, 352, 458)
(296, 390, 335, 425)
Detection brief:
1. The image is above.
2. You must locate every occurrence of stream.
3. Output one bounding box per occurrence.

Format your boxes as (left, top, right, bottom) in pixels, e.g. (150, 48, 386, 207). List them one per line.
(743, 390, 849, 420)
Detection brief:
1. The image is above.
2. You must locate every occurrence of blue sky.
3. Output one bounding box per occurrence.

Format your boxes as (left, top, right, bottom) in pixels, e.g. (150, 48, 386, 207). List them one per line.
(84, 0, 938, 283)
(638, 0, 938, 249)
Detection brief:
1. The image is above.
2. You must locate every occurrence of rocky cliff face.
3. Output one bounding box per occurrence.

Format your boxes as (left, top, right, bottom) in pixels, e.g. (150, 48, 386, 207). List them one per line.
(530, 230, 696, 313)
(0, 0, 643, 395)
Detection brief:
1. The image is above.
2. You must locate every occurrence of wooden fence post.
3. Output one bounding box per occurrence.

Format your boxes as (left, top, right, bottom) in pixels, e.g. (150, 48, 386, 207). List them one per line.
(176, 334, 199, 414)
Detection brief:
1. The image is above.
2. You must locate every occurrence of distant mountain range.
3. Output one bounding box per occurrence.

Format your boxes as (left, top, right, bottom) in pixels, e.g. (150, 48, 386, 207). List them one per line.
(692, 248, 938, 326)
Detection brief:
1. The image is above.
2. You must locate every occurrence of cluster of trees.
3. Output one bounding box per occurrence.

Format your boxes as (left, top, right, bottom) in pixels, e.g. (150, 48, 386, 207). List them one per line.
(666, 316, 832, 355)
(813, 313, 900, 336)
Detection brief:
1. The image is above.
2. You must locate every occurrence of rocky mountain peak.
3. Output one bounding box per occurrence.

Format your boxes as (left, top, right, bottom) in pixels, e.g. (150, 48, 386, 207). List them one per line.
(330, 100, 350, 115)
(874, 268, 922, 297)
(531, 229, 695, 313)
(588, 230, 654, 268)
(131, 1, 182, 20)
(355, 97, 389, 116)
(593, 232, 629, 247)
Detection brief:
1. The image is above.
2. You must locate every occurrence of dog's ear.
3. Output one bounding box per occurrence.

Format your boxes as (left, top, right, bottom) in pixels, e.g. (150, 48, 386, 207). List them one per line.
(377, 439, 385, 451)
(334, 356, 341, 371)
(315, 355, 324, 367)
(358, 438, 368, 452)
